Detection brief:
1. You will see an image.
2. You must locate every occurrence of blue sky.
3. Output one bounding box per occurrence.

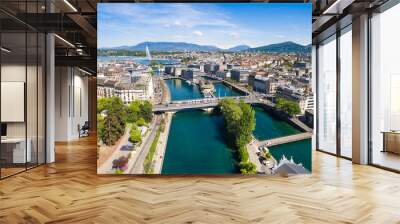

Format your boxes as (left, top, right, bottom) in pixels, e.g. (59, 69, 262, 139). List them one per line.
(98, 3, 311, 49)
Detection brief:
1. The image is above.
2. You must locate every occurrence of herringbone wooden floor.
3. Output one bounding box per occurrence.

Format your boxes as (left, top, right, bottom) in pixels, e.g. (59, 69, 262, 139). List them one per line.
(1, 136, 400, 224)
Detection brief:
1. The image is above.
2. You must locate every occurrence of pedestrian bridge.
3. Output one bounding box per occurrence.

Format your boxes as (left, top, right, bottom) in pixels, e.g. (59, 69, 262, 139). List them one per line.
(254, 132, 312, 148)
(152, 96, 269, 112)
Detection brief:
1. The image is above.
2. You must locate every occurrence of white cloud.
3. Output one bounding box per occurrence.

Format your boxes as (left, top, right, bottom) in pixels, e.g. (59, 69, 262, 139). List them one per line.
(173, 21, 183, 26)
(193, 30, 203, 36)
(100, 3, 236, 29)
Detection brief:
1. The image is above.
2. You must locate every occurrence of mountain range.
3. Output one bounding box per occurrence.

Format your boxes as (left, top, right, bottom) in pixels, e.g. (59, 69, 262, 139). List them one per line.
(100, 41, 311, 53)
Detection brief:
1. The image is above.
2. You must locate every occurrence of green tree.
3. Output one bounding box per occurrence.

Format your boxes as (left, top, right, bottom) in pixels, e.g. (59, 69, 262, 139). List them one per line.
(239, 162, 257, 174)
(140, 101, 153, 123)
(126, 100, 141, 123)
(129, 128, 142, 144)
(219, 98, 242, 139)
(219, 98, 257, 174)
(237, 101, 255, 147)
(97, 114, 105, 143)
(275, 98, 301, 117)
(102, 113, 124, 145)
(97, 97, 112, 113)
(98, 97, 127, 146)
(238, 146, 249, 162)
(136, 117, 147, 127)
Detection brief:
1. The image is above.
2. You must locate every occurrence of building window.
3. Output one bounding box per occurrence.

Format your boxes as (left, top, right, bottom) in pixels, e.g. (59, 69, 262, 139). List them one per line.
(339, 26, 352, 158)
(0, 3, 46, 179)
(370, 2, 400, 171)
(317, 35, 337, 154)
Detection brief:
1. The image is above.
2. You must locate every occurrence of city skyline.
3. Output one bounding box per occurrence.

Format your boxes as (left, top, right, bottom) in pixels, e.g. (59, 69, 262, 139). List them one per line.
(98, 3, 312, 49)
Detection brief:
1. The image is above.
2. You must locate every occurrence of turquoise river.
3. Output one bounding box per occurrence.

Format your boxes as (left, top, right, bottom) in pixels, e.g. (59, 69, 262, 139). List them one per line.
(161, 78, 311, 174)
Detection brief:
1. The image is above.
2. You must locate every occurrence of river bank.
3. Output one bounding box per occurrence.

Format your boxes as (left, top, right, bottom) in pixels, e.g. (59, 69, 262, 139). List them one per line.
(152, 112, 173, 174)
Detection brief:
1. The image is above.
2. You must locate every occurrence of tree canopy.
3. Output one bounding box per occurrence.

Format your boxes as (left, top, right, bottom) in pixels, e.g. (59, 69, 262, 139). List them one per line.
(129, 128, 142, 144)
(219, 99, 257, 174)
(97, 97, 126, 146)
(275, 98, 301, 117)
(97, 97, 152, 146)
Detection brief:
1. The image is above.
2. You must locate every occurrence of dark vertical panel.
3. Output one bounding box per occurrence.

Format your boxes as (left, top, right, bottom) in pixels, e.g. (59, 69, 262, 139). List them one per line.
(336, 29, 341, 157)
(367, 11, 373, 165)
(36, 0, 39, 167)
(25, 0, 28, 171)
(0, 20, 2, 179)
(315, 44, 319, 150)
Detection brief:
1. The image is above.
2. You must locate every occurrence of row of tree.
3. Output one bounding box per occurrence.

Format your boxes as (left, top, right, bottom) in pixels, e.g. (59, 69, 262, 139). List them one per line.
(219, 99, 257, 174)
(97, 97, 153, 146)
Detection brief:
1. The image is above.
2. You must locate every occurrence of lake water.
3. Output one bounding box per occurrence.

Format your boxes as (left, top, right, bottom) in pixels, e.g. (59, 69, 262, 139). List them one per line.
(97, 56, 179, 65)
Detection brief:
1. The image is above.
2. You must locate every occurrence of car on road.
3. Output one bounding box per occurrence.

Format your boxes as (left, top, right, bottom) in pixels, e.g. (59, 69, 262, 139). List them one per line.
(120, 142, 135, 151)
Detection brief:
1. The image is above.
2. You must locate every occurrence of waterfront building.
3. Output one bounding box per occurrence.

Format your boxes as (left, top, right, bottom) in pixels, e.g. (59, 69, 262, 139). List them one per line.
(253, 75, 269, 93)
(120, 73, 132, 84)
(276, 85, 313, 114)
(165, 66, 174, 75)
(188, 64, 200, 69)
(204, 63, 220, 74)
(97, 78, 105, 98)
(211, 64, 220, 74)
(174, 67, 182, 77)
(231, 69, 250, 83)
(181, 69, 194, 81)
(216, 71, 228, 80)
(204, 64, 212, 73)
(103, 80, 117, 97)
(113, 75, 154, 104)
(293, 61, 310, 70)
(248, 73, 256, 87)
(304, 109, 314, 128)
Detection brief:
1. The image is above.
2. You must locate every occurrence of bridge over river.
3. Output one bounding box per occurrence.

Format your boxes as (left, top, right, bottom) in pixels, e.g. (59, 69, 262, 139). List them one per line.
(152, 96, 271, 112)
(248, 131, 312, 173)
(254, 132, 312, 148)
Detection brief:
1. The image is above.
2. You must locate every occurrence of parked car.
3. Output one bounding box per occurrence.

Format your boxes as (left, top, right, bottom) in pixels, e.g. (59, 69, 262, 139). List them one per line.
(120, 142, 134, 151)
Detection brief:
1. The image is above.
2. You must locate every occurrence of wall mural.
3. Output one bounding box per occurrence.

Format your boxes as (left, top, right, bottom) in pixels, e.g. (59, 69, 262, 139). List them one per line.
(97, 3, 313, 175)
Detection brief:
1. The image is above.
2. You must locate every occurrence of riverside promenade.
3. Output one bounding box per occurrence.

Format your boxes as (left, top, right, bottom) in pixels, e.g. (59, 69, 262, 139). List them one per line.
(152, 112, 172, 174)
(150, 78, 172, 174)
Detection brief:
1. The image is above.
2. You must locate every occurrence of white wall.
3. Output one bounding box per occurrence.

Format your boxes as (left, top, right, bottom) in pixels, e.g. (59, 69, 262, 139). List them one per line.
(54, 67, 89, 141)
